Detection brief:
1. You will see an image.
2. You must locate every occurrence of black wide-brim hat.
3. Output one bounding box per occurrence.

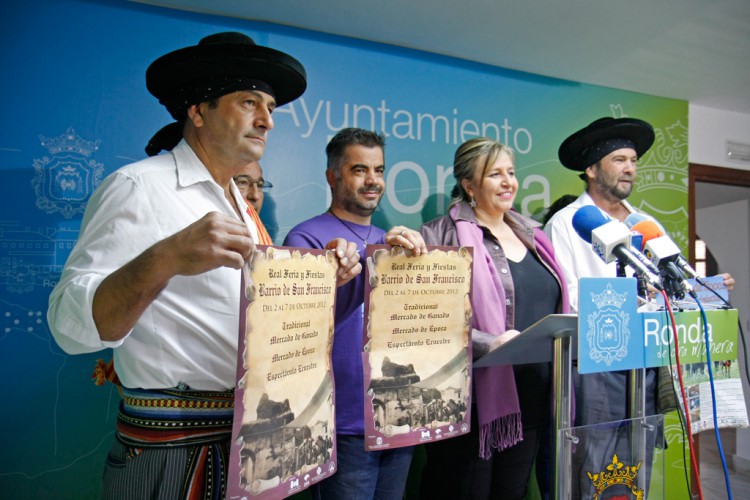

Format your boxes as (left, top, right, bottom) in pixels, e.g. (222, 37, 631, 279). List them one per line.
(558, 117, 655, 171)
(146, 32, 307, 115)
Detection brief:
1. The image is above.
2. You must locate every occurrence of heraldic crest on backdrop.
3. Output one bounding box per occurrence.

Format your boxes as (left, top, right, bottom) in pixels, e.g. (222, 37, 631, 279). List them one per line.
(33, 127, 104, 219)
(579, 278, 642, 374)
(587, 283, 631, 366)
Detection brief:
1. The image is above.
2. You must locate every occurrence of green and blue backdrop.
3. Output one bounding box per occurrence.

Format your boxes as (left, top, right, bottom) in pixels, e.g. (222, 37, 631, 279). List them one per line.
(1, 0, 690, 498)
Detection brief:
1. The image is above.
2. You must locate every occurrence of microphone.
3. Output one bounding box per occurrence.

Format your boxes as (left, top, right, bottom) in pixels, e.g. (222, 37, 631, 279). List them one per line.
(624, 212, 662, 231)
(629, 219, 695, 297)
(622, 213, 647, 262)
(572, 206, 663, 290)
(629, 219, 700, 279)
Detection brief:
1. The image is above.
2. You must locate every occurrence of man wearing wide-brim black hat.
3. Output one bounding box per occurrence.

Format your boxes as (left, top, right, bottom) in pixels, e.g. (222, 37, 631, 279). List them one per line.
(47, 32, 362, 499)
(542, 116, 661, 498)
(544, 118, 734, 497)
(545, 116, 655, 306)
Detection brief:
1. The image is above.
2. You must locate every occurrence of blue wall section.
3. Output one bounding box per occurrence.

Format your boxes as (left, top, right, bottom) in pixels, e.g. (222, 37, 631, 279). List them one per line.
(1, 1, 688, 497)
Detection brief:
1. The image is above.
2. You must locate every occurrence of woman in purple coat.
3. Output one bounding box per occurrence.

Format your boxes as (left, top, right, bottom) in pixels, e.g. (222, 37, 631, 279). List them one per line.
(419, 137, 570, 499)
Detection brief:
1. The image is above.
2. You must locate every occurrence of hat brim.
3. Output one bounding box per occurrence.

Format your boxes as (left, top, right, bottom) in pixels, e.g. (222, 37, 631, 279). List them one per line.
(558, 118, 655, 171)
(146, 42, 307, 107)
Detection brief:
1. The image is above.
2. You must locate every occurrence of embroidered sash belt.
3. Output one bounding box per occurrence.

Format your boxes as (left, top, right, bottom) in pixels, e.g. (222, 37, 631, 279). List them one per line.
(116, 387, 234, 447)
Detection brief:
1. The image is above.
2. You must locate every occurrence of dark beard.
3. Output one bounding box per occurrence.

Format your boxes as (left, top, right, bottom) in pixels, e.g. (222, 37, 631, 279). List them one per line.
(337, 187, 383, 217)
(596, 176, 632, 202)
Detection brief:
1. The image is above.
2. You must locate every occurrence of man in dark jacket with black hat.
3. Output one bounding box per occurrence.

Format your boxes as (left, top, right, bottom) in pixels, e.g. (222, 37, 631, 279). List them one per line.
(47, 32, 361, 499)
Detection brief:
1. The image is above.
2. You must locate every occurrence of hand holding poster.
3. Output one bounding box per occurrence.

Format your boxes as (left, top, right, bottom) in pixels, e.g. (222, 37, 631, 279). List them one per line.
(228, 247, 339, 500)
(363, 245, 473, 449)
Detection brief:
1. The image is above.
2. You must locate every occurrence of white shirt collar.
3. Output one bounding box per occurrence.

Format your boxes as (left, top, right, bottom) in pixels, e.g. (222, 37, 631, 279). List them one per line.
(173, 139, 215, 188)
(172, 139, 260, 243)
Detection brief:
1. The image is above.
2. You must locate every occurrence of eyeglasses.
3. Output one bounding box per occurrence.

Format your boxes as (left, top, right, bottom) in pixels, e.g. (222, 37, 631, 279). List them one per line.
(234, 176, 274, 192)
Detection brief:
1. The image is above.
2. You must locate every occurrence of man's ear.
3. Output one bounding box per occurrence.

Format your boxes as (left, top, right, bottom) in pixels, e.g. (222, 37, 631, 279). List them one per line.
(325, 168, 336, 188)
(186, 103, 204, 128)
(584, 164, 597, 181)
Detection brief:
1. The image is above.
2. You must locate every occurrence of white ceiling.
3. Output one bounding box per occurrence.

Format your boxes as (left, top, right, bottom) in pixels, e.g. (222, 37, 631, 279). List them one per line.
(135, 0, 750, 115)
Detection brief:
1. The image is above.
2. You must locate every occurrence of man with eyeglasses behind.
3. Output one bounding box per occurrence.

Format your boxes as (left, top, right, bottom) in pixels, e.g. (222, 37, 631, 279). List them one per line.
(234, 160, 274, 244)
(234, 160, 270, 214)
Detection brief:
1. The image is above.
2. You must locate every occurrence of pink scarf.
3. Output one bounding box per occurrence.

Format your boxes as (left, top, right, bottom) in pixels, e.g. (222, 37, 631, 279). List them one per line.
(451, 204, 570, 458)
(453, 208, 522, 458)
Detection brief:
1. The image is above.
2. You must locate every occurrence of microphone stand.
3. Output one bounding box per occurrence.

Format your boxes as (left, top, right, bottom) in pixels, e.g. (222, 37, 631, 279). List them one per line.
(635, 273, 649, 302)
(628, 265, 650, 494)
(616, 259, 627, 278)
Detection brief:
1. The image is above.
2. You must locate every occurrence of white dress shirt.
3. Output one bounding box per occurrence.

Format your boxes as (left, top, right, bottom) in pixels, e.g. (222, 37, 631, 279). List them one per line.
(543, 191, 639, 312)
(47, 140, 257, 390)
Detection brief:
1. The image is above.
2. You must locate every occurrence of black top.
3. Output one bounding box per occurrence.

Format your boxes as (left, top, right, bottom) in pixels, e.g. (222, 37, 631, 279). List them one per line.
(508, 251, 561, 427)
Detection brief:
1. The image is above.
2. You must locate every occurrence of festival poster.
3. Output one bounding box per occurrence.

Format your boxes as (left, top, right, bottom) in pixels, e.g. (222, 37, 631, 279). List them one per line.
(646, 308, 748, 433)
(228, 247, 338, 500)
(362, 245, 473, 450)
(678, 367, 749, 433)
(653, 274, 730, 309)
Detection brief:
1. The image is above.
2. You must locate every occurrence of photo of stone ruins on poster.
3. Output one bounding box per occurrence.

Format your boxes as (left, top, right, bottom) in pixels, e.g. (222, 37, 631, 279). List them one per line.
(363, 245, 474, 450)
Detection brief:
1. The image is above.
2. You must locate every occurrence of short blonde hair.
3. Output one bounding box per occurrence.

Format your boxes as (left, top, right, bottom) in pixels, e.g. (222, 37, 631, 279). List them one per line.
(450, 137, 515, 207)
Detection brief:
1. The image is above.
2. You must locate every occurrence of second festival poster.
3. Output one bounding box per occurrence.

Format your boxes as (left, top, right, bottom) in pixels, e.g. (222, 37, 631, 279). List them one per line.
(363, 245, 474, 450)
(228, 247, 339, 500)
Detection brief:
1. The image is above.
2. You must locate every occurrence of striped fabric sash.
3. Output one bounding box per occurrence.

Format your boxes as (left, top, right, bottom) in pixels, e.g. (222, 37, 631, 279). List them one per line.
(116, 387, 234, 447)
(247, 205, 273, 245)
(117, 388, 235, 500)
(183, 440, 229, 500)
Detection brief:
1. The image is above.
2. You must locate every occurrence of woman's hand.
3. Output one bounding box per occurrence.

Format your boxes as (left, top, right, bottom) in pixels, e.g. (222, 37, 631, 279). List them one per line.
(488, 329, 521, 351)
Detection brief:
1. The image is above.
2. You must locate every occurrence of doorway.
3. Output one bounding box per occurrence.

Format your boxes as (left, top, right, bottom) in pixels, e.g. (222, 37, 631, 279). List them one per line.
(689, 163, 750, 494)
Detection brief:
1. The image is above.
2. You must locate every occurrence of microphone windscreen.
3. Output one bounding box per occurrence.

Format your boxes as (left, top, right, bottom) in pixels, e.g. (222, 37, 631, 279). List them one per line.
(624, 212, 649, 228)
(571, 205, 609, 243)
(630, 220, 663, 246)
